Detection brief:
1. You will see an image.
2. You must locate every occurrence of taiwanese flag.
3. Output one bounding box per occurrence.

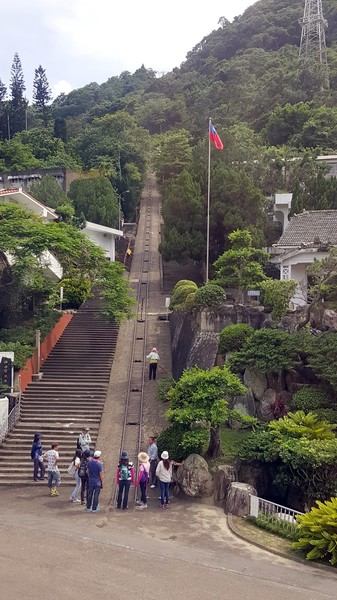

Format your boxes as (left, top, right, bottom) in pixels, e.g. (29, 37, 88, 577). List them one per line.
(209, 122, 223, 150)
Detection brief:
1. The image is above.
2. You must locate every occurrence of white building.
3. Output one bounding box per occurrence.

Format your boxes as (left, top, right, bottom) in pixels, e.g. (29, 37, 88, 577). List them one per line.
(84, 221, 123, 261)
(0, 188, 123, 280)
(270, 196, 337, 306)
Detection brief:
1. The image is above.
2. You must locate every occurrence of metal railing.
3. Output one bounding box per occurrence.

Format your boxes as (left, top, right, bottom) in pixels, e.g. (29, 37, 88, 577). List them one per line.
(249, 494, 304, 527)
(0, 395, 21, 444)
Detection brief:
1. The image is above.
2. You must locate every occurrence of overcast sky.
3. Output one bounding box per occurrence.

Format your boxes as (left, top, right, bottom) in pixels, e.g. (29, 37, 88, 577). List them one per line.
(0, 0, 256, 100)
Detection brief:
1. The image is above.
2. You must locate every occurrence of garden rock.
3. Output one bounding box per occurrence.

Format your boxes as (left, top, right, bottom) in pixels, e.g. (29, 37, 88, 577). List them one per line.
(225, 482, 256, 516)
(213, 464, 238, 505)
(175, 453, 214, 497)
(237, 459, 271, 498)
(322, 308, 337, 331)
(229, 391, 256, 429)
(257, 388, 277, 421)
(243, 369, 267, 401)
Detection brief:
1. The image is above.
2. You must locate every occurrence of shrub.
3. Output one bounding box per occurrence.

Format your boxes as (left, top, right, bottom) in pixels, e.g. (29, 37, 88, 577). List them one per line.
(247, 514, 299, 541)
(259, 279, 296, 322)
(170, 280, 198, 311)
(193, 282, 226, 309)
(156, 376, 176, 403)
(59, 277, 91, 309)
(0, 341, 34, 369)
(292, 386, 331, 412)
(229, 329, 305, 374)
(293, 498, 337, 564)
(315, 408, 337, 424)
(156, 423, 200, 462)
(218, 323, 254, 357)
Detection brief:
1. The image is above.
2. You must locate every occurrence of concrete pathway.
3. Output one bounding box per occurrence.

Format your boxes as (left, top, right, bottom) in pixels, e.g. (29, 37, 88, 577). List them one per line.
(2, 176, 336, 598)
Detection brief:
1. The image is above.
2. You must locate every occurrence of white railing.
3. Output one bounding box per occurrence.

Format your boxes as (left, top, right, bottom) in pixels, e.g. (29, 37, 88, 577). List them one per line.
(0, 396, 21, 443)
(249, 494, 304, 526)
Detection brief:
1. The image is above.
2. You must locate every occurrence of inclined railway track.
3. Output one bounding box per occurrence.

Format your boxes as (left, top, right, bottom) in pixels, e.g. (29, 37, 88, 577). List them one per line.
(116, 178, 153, 501)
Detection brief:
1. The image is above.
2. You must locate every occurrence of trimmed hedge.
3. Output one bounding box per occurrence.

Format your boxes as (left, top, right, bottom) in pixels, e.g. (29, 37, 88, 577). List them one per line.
(194, 282, 226, 309)
(218, 323, 254, 357)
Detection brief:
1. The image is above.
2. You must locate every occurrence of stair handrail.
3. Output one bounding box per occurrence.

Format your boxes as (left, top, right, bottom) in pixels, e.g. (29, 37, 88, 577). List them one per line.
(0, 392, 21, 444)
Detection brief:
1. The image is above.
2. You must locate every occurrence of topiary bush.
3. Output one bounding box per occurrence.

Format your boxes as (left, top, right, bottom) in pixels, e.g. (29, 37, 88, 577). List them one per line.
(293, 498, 337, 565)
(193, 282, 226, 309)
(170, 280, 198, 311)
(218, 323, 254, 357)
(157, 423, 200, 462)
(292, 386, 332, 413)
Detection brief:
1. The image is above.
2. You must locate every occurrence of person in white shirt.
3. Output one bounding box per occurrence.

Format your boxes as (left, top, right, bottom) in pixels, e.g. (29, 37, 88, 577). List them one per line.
(70, 449, 82, 503)
(77, 427, 92, 452)
(156, 451, 183, 508)
(43, 442, 60, 496)
(147, 348, 160, 380)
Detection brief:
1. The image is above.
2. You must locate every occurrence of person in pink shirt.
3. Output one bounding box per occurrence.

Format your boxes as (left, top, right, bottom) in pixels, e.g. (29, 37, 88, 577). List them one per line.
(135, 452, 150, 510)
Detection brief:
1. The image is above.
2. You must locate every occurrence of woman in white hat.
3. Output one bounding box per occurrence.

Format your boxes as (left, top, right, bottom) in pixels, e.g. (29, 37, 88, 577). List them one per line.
(155, 451, 183, 509)
(135, 452, 150, 509)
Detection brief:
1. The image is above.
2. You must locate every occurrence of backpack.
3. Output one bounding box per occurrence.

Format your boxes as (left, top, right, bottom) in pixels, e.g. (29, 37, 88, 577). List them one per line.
(78, 458, 88, 478)
(120, 464, 130, 480)
(67, 461, 76, 476)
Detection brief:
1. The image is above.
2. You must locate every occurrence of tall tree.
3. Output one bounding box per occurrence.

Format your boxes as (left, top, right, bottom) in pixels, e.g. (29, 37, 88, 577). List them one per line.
(0, 79, 7, 140)
(68, 177, 119, 228)
(33, 65, 52, 126)
(10, 52, 26, 135)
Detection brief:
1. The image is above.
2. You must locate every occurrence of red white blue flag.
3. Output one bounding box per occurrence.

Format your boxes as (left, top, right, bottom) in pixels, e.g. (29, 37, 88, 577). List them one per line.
(209, 122, 223, 150)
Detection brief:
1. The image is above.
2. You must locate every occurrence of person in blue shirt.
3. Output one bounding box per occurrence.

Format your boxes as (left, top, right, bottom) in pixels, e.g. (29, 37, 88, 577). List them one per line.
(30, 432, 45, 481)
(86, 450, 103, 512)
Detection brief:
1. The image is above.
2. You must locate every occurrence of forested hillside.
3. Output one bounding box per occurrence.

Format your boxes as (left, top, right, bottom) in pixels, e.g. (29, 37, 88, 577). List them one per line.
(0, 0, 337, 259)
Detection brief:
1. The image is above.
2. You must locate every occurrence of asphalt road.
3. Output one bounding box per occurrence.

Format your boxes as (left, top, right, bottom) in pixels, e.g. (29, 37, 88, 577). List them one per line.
(1, 487, 336, 600)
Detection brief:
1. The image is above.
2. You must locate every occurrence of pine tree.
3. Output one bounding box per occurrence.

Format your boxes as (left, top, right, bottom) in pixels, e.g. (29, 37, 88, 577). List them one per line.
(33, 65, 52, 126)
(10, 52, 26, 134)
(0, 79, 6, 103)
(0, 79, 7, 140)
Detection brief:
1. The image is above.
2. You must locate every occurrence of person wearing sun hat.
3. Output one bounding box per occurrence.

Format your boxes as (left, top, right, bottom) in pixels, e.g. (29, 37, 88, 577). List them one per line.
(156, 451, 183, 508)
(135, 452, 150, 509)
(77, 426, 92, 452)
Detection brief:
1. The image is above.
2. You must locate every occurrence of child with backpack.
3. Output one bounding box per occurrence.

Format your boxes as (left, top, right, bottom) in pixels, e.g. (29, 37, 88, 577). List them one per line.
(116, 451, 134, 510)
(135, 452, 150, 509)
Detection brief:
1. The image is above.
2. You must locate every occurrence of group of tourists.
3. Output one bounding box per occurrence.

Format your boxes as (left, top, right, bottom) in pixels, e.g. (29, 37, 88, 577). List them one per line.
(30, 429, 183, 512)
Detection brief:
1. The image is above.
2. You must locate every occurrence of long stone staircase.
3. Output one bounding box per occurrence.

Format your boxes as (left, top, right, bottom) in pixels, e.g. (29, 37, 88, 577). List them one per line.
(0, 295, 118, 485)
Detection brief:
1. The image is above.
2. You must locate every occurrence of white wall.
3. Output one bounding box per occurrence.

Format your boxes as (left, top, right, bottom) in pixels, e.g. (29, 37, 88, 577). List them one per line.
(84, 229, 115, 261)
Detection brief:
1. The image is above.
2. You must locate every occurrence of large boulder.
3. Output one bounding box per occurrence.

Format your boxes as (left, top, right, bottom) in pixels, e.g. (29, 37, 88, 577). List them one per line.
(229, 391, 256, 429)
(236, 459, 271, 498)
(322, 309, 337, 331)
(212, 464, 238, 505)
(175, 454, 214, 497)
(244, 369, 267, 401)
(225, 482, 257, 516)
(257, 388, 276, 421)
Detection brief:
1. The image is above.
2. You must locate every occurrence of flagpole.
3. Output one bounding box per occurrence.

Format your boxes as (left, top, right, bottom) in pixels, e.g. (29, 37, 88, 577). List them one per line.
(206, 117, 211, 283)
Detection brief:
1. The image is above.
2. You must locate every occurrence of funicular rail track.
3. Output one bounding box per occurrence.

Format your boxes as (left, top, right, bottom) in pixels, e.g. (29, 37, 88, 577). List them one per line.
(115, 179, 153, 503)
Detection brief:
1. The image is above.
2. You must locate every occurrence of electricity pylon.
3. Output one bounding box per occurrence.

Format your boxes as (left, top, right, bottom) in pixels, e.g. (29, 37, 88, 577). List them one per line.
(299, 0, 329, 91)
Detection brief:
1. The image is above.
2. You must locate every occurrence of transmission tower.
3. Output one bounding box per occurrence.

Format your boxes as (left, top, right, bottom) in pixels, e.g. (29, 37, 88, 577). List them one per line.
(299, 0, 329, 90)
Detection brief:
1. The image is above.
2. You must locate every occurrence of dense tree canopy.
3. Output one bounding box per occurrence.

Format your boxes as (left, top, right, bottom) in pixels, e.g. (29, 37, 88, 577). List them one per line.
(68, 176, 119, 228)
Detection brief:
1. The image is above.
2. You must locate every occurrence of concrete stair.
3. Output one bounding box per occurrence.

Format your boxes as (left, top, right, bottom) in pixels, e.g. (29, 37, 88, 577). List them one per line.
(0, 294, 118, 485)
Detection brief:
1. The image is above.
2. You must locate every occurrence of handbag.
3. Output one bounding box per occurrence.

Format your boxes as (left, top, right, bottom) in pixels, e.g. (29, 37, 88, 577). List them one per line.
(67, 461, 76, 476)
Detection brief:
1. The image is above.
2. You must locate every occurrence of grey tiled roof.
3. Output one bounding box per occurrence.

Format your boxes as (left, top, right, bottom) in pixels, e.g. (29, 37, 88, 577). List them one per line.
(276, 210, 337, 247)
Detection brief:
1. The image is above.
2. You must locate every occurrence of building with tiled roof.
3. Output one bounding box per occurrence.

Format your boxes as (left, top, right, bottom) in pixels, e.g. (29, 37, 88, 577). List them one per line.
(270, 195, 337, 306)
